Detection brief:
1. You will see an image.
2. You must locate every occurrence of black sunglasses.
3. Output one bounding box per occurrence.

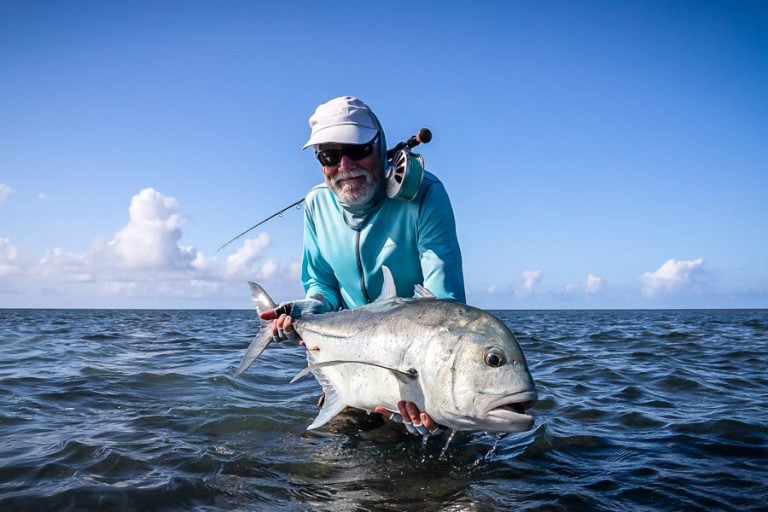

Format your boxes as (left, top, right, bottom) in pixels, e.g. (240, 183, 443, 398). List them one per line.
(315, 135, 378, 167)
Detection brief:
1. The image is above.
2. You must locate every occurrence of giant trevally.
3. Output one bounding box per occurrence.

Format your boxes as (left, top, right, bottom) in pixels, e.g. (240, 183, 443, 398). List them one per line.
(236, 268, 537, 433)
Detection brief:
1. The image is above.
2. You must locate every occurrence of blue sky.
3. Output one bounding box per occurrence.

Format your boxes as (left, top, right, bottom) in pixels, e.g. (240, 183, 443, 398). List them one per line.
(1, 0, 766, 309)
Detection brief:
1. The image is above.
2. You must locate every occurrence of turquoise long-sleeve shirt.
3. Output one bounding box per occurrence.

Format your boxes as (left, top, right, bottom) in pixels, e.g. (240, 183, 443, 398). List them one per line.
(301, 171, 465, 312)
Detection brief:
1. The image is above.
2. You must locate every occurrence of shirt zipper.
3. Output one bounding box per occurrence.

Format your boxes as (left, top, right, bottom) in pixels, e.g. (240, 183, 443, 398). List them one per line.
(355, 230, 370, 303)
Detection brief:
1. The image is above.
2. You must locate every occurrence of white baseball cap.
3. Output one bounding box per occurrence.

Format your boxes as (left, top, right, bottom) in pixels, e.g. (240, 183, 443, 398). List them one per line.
(302, 96, 380, 149)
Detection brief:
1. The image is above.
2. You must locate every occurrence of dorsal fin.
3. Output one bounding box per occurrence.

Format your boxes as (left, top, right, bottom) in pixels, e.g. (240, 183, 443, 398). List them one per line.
(374, 266, 398, 302)
(413, 284, 436, 299)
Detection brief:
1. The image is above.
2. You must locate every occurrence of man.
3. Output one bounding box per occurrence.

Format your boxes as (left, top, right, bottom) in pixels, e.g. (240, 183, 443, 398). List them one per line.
(262, 96, 465, 435)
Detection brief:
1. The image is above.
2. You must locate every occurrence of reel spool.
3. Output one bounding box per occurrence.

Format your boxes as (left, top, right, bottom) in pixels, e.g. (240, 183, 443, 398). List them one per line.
(385, 150, 425, 201)
(384, 128, 431, 202)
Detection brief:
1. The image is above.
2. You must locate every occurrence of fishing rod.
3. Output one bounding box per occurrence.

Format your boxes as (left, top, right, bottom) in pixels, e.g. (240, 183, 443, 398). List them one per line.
(216, 128, 433, 254)
(215, 198, 304, 254)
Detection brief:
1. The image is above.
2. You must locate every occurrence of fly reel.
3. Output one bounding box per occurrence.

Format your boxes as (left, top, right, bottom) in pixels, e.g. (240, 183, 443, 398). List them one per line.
(385, 150, 425, 201)
(384, 128, 432, 202)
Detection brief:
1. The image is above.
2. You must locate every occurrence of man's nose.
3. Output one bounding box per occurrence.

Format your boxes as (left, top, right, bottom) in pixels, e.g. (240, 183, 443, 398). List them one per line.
(338, 154, 356, 170)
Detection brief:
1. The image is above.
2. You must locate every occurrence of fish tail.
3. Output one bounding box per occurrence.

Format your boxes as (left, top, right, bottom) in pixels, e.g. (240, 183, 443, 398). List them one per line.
(248, 281, 277, 319)
(235, 281, 279, 377)
(234, 329, 273, 376)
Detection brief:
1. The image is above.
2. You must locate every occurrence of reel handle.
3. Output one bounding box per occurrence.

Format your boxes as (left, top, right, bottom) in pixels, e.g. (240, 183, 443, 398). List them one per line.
(386, 128, 432, 159)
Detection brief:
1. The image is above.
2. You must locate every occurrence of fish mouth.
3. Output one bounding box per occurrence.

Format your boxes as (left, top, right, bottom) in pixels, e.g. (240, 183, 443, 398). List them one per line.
(478, 391, 538, 432)
(493, 400, 535, 415)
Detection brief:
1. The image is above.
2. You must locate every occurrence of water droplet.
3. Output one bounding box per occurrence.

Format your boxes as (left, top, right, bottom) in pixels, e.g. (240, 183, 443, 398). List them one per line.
(472, 432, 506, 467)
(439, 429, 457, 460)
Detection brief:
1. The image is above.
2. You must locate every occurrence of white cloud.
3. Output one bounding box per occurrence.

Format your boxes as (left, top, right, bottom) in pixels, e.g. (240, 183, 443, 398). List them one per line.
(39, 247, 89, 274)
(0, 187, 303, 306)
(0, 238, 22, 276)
(224, 233, 271, 278)
(257, 258, 280, 279)
(105, 188, 196, 270)
(642, 258, 704, 297)
(37, 192, 50, 201)
(0, 237, 18, 260)
(585, 273, 604, 295)
(515, 270, 543, 298)
(191, 250, 210, 271)
(0, 184, 13, 203)
(288, 259, 302, 280)
(561, 274, 603, 296)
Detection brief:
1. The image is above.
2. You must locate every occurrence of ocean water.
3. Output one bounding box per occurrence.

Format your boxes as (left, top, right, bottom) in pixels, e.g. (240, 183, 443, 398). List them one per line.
(0, 308, 766, 511)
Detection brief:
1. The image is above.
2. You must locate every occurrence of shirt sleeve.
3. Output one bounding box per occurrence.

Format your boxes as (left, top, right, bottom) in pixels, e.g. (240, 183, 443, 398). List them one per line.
(417, 180, 466, 303)
(301, 202, 342, 313)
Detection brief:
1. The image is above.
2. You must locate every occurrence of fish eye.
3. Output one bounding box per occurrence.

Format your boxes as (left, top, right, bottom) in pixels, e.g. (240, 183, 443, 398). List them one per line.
(484, 349, 506, 368)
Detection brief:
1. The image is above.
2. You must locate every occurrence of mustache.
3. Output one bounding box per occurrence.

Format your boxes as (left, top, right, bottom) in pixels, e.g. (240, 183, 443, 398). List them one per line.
(330, 168, 369, 187)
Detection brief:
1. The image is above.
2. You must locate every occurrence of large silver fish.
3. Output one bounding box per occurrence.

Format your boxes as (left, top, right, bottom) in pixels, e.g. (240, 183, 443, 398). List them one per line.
(236, 268, 537, 433)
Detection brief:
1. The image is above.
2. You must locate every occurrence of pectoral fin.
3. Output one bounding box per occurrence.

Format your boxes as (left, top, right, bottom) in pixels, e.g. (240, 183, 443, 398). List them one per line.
(290, 360, 418, 384)
(298, 359, 418, 431)
(305, 361, 346, 430)
(307, 391, 347, 430)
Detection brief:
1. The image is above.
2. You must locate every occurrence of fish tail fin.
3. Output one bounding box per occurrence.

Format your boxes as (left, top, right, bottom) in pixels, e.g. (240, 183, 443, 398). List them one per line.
(248, 281, 277, 319)
(234, 329, 273, 376)
(234, 281, 279, 377)
(306, 366, 347, 430)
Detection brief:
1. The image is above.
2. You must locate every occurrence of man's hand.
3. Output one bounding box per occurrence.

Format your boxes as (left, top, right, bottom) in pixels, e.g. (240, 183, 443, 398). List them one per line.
(258, 296, 324, 342)
(259, 306, 300, 342)
(375, 401, 445, 437)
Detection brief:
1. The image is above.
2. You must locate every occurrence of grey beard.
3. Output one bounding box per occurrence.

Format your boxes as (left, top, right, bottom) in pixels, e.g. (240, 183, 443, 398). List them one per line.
(328, 169, 381, 205)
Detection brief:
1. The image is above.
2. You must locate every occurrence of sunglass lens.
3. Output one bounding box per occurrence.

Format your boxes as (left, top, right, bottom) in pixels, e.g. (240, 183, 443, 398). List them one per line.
(316, 137, 375, 167)
(346, 144, 371, 160)
(317, 150, 341, 167)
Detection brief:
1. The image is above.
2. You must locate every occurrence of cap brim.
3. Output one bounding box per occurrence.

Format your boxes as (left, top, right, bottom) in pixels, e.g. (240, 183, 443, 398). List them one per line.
(302, 125, 378, 149)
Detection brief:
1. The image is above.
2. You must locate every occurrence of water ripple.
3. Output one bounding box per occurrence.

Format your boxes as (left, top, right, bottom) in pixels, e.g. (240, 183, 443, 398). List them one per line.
(0, 308, 766, 510)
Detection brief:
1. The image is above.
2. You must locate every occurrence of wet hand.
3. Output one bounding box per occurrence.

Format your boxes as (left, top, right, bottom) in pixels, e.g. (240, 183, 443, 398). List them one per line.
(259, 309, 300, 343)
(374, 401, 445, 437)
(258, 297, 326, 343)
